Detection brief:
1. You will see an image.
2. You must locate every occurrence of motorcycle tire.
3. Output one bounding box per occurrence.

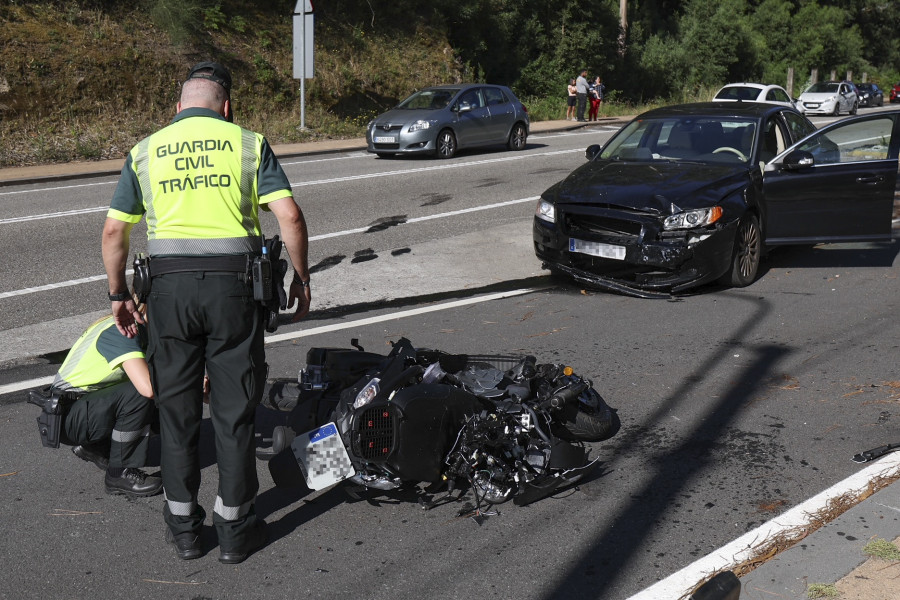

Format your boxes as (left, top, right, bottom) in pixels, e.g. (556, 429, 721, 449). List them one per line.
(551, 398, 621, 443)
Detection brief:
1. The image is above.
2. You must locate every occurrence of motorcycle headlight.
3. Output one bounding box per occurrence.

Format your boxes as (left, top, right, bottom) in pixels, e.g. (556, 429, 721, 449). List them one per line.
(408, 120, 432, 132)
(353, 378, 380, 409)
(535, 199, 556, 223)
(663, 206, 723, 230)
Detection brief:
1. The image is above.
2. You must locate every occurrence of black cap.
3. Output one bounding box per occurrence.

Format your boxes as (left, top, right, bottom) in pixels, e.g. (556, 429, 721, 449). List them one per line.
(186, 61, 232, 95)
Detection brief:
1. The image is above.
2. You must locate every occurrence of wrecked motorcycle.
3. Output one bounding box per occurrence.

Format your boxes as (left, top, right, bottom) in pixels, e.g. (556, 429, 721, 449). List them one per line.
(258, 337, 620, 508)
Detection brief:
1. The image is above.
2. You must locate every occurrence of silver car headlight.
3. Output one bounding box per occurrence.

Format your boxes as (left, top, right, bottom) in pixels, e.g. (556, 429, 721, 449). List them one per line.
(408, 120, 432, 132)
(663, 206, 723, 230)
(535, 199, 556, 223)
(353, 377, 380, 409)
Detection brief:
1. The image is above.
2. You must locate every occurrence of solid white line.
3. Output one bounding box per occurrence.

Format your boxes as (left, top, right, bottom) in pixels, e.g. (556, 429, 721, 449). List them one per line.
(625, 453, 900, 600)
(0, 206, 108, 224)
(0, 179, 117, 197)
(290, 150, 579, 187)
(0, 287, 540, 396)
(265, 287, 539, 344)
(0, 270, 132, 300)
(0, 375, 54, 396)
(1, 195, 536, 298)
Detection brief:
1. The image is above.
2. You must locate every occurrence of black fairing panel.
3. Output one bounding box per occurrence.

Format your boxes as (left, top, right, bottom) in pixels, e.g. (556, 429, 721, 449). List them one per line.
(367, 384, 485, 483)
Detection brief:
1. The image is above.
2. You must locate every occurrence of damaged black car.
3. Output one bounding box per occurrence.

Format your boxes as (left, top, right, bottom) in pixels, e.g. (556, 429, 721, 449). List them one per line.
(533, 102, 900, 297)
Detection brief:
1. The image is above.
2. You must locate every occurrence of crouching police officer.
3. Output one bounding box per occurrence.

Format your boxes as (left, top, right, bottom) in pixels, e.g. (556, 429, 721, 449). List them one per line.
(34, 307, 161, 498)
(102, 61, 311, 563)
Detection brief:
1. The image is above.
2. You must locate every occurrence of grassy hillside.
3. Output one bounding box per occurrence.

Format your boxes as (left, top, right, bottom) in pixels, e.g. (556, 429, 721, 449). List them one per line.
(0, 1, 466, 167)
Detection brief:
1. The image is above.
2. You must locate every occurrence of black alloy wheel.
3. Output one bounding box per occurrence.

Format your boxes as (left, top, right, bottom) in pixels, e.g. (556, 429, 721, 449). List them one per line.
(507, 123, 527, 151)
(720, 214, 761, 287)
(436, 129, 457, 159)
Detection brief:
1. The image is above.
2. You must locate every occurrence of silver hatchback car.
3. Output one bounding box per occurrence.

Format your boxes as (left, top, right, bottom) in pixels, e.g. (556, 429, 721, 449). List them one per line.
(366, 84, 530, 159)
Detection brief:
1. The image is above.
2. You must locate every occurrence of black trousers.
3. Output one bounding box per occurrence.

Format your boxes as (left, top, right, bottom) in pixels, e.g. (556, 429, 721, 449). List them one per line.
(63, 380, 153, 468)
(576, 92, 588, 120)
(147, 271, 266, 547)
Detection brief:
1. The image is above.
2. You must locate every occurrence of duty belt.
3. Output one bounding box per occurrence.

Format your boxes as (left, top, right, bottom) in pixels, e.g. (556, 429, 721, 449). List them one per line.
(149, 255, 251, 277)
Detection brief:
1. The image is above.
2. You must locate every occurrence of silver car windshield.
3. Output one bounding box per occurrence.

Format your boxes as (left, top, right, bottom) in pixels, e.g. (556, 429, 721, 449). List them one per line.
(600, 117, 758, 165)
(397, 89, 460, 110)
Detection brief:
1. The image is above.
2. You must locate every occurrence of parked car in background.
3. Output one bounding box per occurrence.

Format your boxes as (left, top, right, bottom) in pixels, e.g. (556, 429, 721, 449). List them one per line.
(855, 83, 884, 107)
(713, 83, 796, 108)
(797, 81, 858, 116)
(890, 83, 900, 103)
(366, 84, 529, 159)
(533, 102, 898, 297)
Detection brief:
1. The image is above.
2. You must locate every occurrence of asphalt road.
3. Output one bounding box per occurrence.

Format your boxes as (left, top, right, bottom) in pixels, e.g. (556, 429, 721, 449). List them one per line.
(2, 116, 899, 600)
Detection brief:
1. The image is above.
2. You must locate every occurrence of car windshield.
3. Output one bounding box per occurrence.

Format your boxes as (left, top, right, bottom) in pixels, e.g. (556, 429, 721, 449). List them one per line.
(396, 89, 459, 110)
(715, 86, 760, 101)
(599, 116, 758, 165)
(805, 82, 839, 94)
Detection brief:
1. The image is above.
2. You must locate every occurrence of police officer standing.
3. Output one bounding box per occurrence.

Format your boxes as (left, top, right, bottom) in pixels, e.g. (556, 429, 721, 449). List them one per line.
(101, 62, 311, 563)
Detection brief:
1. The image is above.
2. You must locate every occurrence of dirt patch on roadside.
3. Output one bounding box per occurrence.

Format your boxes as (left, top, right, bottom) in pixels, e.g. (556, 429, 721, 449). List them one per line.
(833, 536, 900, 599)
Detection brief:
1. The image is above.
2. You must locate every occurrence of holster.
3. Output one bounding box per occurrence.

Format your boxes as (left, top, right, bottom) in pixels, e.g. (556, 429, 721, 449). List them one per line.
(132, 253, 151, 303)
(27, 387, 78, 449)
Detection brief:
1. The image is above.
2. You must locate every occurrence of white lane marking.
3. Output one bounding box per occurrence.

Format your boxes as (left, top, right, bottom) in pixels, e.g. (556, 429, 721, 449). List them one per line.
(625, 453, 900, 600)
(0, 206, 108, 224)
(0, 196, 537, 299)
(0, 147, 579, 223)
(0, 179, 117, 197)
(0, 287, 540, 396)
(289, 149, 579, 187)
(0, 271, 132, 300)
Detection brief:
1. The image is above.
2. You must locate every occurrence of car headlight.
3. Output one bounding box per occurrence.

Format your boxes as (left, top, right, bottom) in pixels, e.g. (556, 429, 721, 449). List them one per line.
(535, 199, 555, 223)
(408, 120, 432, 132)
(663, 206, 723, 230)
(353, 377, 380, 409)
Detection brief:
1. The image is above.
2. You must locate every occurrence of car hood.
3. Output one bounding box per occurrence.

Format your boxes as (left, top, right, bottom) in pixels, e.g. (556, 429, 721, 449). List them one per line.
(548, 160, 749, 214)
(799, 92, 838, 101)
(373, 108, 443, 126)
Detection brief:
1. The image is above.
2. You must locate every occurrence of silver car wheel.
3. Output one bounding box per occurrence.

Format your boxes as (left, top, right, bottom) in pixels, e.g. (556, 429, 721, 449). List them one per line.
(508, 123, 527, 151)
(436, 129, 457, 159)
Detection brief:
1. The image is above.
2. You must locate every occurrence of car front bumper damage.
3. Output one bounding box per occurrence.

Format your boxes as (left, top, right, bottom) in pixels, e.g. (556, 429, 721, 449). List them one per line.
(533, 213, 738, 298)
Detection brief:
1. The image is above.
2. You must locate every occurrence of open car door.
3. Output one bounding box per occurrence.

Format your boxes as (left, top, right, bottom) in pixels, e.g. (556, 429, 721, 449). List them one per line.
(762, 112, 900, 244)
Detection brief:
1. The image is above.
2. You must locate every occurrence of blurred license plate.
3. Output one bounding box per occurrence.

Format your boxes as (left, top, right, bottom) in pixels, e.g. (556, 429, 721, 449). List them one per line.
(569, 238, 625, 260)
(291, 422, 355, 490)
(374, 136, 396, 143)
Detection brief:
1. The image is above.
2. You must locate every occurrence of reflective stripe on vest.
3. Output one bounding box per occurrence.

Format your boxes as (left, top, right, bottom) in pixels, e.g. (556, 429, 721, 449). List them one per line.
(132, 119, 263, 256)
(53, 317, 125, 392)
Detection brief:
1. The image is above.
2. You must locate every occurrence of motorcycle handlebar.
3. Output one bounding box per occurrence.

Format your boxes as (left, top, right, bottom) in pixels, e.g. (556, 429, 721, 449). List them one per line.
(544, 381, 588, 411)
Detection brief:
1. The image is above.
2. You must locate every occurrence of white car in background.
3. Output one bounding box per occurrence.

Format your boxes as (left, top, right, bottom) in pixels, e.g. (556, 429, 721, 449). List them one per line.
(713, 83, 796, 108)
(796, 81, 859, 116)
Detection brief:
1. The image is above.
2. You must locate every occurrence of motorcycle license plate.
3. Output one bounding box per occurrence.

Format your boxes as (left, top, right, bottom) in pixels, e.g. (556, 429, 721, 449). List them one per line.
(291, 422, 356, 491)
(569, 238, 626, 260)
(374, 136, 396, 143)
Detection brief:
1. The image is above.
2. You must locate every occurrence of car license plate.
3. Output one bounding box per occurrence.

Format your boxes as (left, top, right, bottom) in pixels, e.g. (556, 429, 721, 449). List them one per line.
(291, 422, 355, 490)
(374, 136, 396, 143)
(569, 238, 626, 260)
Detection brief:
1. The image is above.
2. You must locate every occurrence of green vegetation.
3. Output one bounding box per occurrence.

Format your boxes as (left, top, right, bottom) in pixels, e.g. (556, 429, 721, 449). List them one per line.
(1, 0, 898, 167)
(806, 583, 839, 598)
(862, 537, 900, 560)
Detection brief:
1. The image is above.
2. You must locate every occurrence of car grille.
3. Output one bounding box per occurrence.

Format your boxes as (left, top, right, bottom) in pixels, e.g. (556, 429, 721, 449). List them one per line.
(375, 124, 402, 133)
(565, 213, 643, 238)
(354, 405, 396, 461)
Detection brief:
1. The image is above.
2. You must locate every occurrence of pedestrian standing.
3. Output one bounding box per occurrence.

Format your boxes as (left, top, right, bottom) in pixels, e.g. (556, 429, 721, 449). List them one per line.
(566, 78, 577, 121)
(588, 76, 605, 121)
(101, 61, 311, 564)
(575, 69, 589, 122)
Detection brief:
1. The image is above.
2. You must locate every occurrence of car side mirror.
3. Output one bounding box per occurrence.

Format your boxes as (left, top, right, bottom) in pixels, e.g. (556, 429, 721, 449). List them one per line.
(585, 144, 602, 160)
(458, 102, 472, 113)
(782, 149, 814, 170)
